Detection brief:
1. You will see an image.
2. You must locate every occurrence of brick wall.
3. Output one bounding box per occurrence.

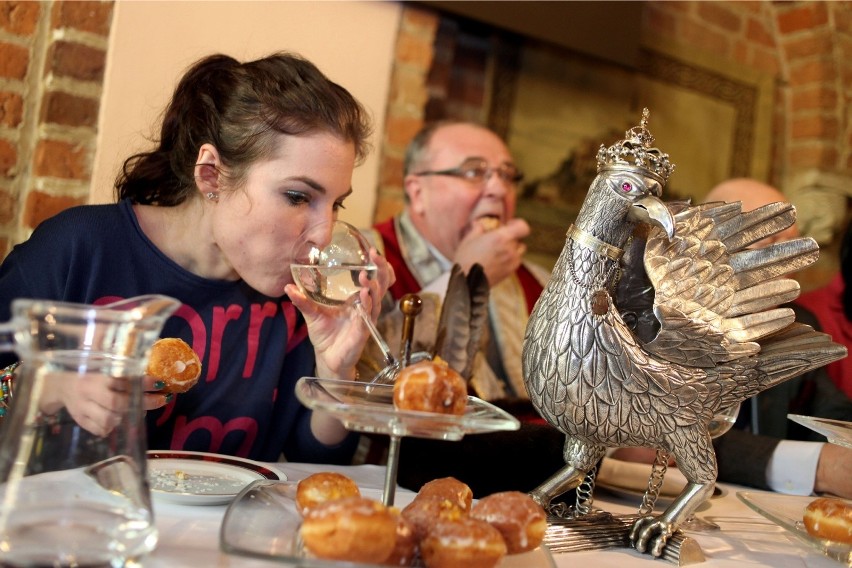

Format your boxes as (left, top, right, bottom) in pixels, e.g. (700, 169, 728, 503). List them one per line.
(373, 7, 438, 223)
(0, 0, 113, 258)
(645, 1, 851, 190)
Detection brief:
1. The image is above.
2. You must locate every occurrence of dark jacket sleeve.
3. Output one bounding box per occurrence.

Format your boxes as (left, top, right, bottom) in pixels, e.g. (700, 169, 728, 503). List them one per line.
(713, 428, 781, 490)
(712, 302, 852, 489)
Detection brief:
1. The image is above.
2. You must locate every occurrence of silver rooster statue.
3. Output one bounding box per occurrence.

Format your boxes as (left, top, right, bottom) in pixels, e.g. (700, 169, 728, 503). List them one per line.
(522, 109, 847, 557)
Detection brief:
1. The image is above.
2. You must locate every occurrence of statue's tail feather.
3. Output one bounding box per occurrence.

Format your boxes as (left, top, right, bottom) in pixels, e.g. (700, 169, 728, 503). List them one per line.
(753, 323, 847, 391)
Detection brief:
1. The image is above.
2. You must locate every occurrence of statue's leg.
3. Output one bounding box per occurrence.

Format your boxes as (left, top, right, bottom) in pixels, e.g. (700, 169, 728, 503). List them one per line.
(528, 463, 586, 508)
(529, 438, 606, 508)
(631, 431, 717, 556)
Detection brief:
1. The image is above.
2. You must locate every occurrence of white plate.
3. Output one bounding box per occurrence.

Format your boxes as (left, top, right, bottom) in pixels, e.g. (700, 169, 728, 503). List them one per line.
(220, 480, 556, 567)
(596, 457, 688, 501)
(788, 414, 852, 449)
(737, 491, 851, 564)
(595, 457, 723, 508)
(147, 450, 282, 506)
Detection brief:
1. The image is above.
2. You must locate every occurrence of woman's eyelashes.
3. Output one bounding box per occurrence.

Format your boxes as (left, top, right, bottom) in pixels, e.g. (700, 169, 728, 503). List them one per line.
(284, 183, 349, 211)
(284, 190, 310, 207)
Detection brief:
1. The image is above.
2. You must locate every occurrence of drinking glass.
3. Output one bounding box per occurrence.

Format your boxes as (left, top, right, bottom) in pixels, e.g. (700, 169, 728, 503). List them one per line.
(290, 220, 401, 377)
(707, 403, 740, 439)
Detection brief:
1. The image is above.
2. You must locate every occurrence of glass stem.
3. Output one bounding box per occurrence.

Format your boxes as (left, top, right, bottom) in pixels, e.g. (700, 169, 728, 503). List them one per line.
(382, 434, 401, 507)
(354, 300, 395, 367)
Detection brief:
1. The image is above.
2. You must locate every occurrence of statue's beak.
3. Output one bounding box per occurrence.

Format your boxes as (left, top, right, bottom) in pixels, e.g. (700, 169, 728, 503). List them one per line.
(628, 195, 675, 239)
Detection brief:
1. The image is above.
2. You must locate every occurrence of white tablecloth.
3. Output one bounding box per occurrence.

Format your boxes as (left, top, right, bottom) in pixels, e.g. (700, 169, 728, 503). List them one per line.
(144, 463, 842, 568)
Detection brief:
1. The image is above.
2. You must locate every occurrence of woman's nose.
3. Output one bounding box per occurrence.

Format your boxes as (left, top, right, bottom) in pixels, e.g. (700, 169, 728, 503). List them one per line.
(298, 220, 335, 254)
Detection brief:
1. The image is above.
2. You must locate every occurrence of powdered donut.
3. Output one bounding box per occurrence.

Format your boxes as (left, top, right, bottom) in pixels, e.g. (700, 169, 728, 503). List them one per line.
(478, 217, 501, 232)
(300, 496, 398, 563)
(420, 516, 507, 568)
(401, 496, 465, 542)
(146, 338, 201, 394)
(393, 358, 467, 415)
(384, 512, 418, 566)
(415, 477, 473, 513)
(470, 490, 547, 553)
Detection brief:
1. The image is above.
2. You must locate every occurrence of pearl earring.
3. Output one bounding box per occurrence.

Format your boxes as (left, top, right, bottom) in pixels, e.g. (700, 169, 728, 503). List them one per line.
(205, 192, 218, 201)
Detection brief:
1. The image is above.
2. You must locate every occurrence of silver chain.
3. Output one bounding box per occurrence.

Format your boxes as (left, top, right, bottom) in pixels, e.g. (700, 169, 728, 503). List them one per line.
(568, 239, 618, 291)
(639, 449, 670, 515)
(545, 466, 598, 520)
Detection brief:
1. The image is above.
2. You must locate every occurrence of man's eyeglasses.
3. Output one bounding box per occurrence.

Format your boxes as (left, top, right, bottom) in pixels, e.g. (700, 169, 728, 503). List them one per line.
(414, 158, 524, 187)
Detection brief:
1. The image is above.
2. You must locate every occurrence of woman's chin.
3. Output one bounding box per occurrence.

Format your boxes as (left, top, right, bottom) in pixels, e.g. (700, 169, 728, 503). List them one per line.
(248, 277, 290, 298)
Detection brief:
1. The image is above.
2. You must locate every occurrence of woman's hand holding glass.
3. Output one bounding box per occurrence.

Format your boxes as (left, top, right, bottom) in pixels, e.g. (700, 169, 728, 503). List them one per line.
(287, 220, 395, 381)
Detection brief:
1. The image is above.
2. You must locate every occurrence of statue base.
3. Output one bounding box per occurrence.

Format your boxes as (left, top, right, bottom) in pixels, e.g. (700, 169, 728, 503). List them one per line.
(544, 511, 705, 565)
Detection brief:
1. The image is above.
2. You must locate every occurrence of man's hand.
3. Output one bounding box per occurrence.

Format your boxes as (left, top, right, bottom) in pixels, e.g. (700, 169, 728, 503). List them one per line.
(455, 218, 530, 286)
(814, 443, 852, 498)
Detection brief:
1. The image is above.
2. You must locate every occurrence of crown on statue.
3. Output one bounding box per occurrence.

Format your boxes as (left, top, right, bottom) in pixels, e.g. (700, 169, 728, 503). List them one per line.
(596, 108, 675, 185)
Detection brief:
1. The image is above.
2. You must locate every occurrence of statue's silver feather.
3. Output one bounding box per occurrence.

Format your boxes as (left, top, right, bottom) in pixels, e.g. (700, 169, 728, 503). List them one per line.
(463, 264, 490, 380)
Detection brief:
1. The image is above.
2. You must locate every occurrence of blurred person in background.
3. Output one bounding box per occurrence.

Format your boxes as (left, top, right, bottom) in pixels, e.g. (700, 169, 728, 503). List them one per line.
(365, 120, 549, 403)
(795, 221, 852, 399)
(357, 121, 565, 496)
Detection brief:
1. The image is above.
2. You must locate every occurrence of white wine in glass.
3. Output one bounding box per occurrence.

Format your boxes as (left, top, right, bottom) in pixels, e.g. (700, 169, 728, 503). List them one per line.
(290, 220, 396, 369)
(291, 264, 378, 307)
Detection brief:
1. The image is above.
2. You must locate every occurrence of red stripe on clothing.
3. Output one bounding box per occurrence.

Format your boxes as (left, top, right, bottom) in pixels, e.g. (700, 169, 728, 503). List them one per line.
(373, 217, 422, 300)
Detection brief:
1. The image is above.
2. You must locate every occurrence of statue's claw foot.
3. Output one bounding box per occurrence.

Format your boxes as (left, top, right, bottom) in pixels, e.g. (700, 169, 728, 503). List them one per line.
(629, 515, 674, 557)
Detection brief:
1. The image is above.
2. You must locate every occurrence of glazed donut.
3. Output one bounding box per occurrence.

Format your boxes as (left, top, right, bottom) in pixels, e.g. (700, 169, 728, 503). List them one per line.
(415, 477, 473, 513)
(384, 512, 418, 566)
(803, 496, 852, 544)
(146, 338, 201, 394)
(401, 496, 465, 541)
(420, 517, 507, 568)
(393, 358, 467, 415)
(300, 496, 398, 563)
(295, 471, 361, 515)
(470, 491, 548, 553)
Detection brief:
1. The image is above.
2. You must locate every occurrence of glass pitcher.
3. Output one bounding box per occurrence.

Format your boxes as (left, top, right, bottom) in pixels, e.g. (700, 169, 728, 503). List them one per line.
(0, 294, 180, 567)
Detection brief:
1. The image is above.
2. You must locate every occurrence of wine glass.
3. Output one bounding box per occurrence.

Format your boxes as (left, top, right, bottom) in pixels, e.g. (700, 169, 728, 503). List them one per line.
(290, 219, 400, 378)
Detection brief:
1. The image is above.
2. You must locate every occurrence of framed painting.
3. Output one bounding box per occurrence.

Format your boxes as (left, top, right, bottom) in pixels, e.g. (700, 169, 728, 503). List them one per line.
(489, 38, 774, 270)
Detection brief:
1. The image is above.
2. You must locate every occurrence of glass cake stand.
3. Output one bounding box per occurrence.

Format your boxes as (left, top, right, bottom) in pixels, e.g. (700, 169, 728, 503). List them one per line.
(787, 414, 852, 449)
(294, 377, 520, 506)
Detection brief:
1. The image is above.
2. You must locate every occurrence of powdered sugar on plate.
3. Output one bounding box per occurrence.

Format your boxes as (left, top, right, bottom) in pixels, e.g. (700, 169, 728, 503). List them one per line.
(147, 451, 281, 506)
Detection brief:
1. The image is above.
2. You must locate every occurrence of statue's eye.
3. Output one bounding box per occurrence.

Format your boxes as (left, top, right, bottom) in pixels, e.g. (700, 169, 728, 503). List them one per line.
(606, 174, 646, 198)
